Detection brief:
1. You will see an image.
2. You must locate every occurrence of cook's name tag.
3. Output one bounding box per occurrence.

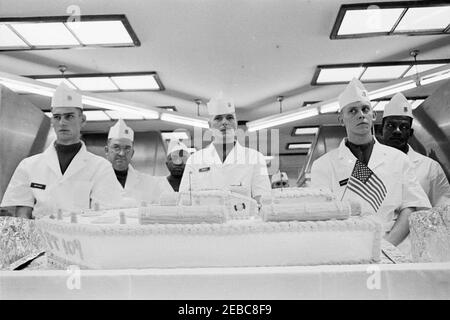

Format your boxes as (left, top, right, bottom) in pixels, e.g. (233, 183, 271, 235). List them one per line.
(199, 167, 210, 173)
(30, 182, 46, 190)
(339, 178, 348, 187)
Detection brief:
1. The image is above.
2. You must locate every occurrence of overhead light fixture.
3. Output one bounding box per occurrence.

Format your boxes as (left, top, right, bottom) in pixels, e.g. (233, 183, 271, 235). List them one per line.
(0, 15, 140, 50)
(247, 108, 319, 132)
(420, 67, 450, 85)
(104, 110, 145, 120)
(83, 111, 112, 122)
(320, 101, 340, 114)
(312, 60, 450, 85)
(160, 112, 209, 129)
(287, 143, 312, 150)
(29, 72, 164, 92)
(330, 2, 450, 39)
(369, 80, 417, 100)
(315, 67, 364, 84)
(161, 131, 190, 141)
(409, 99, 425, 110)
(293, 127, 319, 136)
(157, 106, 177, 112)
(373, 100, 390, 111)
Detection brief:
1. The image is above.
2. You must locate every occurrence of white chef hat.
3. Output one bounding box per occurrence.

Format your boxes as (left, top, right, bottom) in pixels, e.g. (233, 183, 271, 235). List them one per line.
(383, 92, 413, 119)
(108, 119, 134, 141)
(167, 140, 189, 155)
(338, 78, 371, 112)
(207, 94, 235, 116)
(51, 82, 83, 110)
(271, 171, 288, 184)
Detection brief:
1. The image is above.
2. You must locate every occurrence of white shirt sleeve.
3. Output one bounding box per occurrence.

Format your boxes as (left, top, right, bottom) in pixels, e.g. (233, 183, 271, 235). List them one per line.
(310, 156, 332, 190)
(178, 156, 194, 193)
(0, 159, 35, 208)
(400, 157, 431, 211)
(429, 161, 450, 206)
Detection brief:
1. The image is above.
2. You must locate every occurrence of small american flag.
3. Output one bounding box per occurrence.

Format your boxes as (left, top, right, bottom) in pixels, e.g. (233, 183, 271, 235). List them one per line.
(347, 160, 387, 213)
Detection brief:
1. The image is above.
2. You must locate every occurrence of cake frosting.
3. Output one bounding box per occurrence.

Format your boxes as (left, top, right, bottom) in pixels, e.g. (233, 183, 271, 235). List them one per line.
(261, 187, 352, 221)
(35, 188, 382, 269)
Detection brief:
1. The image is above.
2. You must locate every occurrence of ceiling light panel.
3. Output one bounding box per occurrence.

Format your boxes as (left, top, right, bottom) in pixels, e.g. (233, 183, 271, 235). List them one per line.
(373, 100, 389, 111)
(10, 22, 79, 46)
(0, 24, 29, 48)
(360, 65, 410, 81)
(105, 110, 145, 120)
(36, 78, 77, 89)
(403, 64, 446, 78)
(111, 75, 160, 90)
(316, 67, 364, 83)
(84, 111, 111, 122)
(68, 77, 118, 91)
(66, 20, 134, 45)
(337, 8, 403, 35)
(395, 6, 450, 32)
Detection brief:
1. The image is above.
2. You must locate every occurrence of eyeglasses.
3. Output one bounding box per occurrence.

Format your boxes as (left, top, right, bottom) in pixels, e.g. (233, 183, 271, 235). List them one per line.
(273, 181, 289, 187)
(110, 145, 133, 154)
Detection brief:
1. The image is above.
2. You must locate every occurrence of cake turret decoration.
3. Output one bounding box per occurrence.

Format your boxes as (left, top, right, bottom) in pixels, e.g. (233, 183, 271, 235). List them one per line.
(57, 209, 63, 220)
(70, 212, 77, 223)
(119, 211, 126, 224)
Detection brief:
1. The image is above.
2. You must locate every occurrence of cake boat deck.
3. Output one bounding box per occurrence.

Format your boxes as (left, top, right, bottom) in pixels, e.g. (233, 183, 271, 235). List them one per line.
(36, 217, 382, 270)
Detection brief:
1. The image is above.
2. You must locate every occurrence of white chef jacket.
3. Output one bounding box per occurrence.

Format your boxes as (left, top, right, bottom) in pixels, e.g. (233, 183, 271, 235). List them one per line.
(0, 141, 124, 217)
(179, 141, 271, 199)
(311, 138, 431, 233)
(120, 165, 174, 206)
(407, 145, 450, 207)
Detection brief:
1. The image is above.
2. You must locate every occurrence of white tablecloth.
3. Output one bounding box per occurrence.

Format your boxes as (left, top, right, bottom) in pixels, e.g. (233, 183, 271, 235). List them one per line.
(1, 262, 450, 299)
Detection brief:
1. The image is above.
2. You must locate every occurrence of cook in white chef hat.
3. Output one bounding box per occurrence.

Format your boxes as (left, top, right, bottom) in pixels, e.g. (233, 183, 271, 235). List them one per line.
(271, 171, 289, 189)
(383, 92, 413, 119)
(338, 78, 371, 112)
(167, 139, 190, 155)
(108, 119, 134, 142)
(51, 82, 83, 110)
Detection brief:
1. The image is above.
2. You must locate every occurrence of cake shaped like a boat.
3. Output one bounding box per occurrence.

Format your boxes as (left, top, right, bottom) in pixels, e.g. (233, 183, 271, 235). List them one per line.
(36, 188, 382, 269)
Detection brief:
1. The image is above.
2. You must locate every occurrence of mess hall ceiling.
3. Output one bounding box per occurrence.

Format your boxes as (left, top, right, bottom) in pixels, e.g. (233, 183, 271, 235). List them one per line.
(0, 0, 449, 127)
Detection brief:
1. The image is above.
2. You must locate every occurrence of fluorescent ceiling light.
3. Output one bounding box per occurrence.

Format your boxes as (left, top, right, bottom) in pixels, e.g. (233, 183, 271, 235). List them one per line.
(331, 2, 450, 39)
(10, 22, 79, 46)
(420, 68, 450, 85)
(403, 64, 446, 78)
(44, 112, 52, 118)
(361, 65, 410, 81)
(84, 111, 111, 122)
(409, 99, 425, 110)
(320, 102, 340, 114)
(395, 6, 450, 32)
(369, 80, 416, 100)
(66, 20, 133, 45)
(294, 127, 319, 135)
(158, 106, 177, 112)
(111, 75, 160, 90)
(160, 113, 209, 129)
(29, 72, 163, 92)
(337, 8, 403, 35)
(161, 132, 190, 141)
(37, 78, 77, 89)
(69, 77, 118, 91)
(0, 15, 139, 51)
(287, 143, 312, 150)
(316, 67, 364, 83)
(0, 77, 55, 96)
(105, 110, 145, 120)
(82, 96, 159, 119)
(373, 101, 389, 111)
(247, 108, 319, 132)
(0, 24, 28, 48)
